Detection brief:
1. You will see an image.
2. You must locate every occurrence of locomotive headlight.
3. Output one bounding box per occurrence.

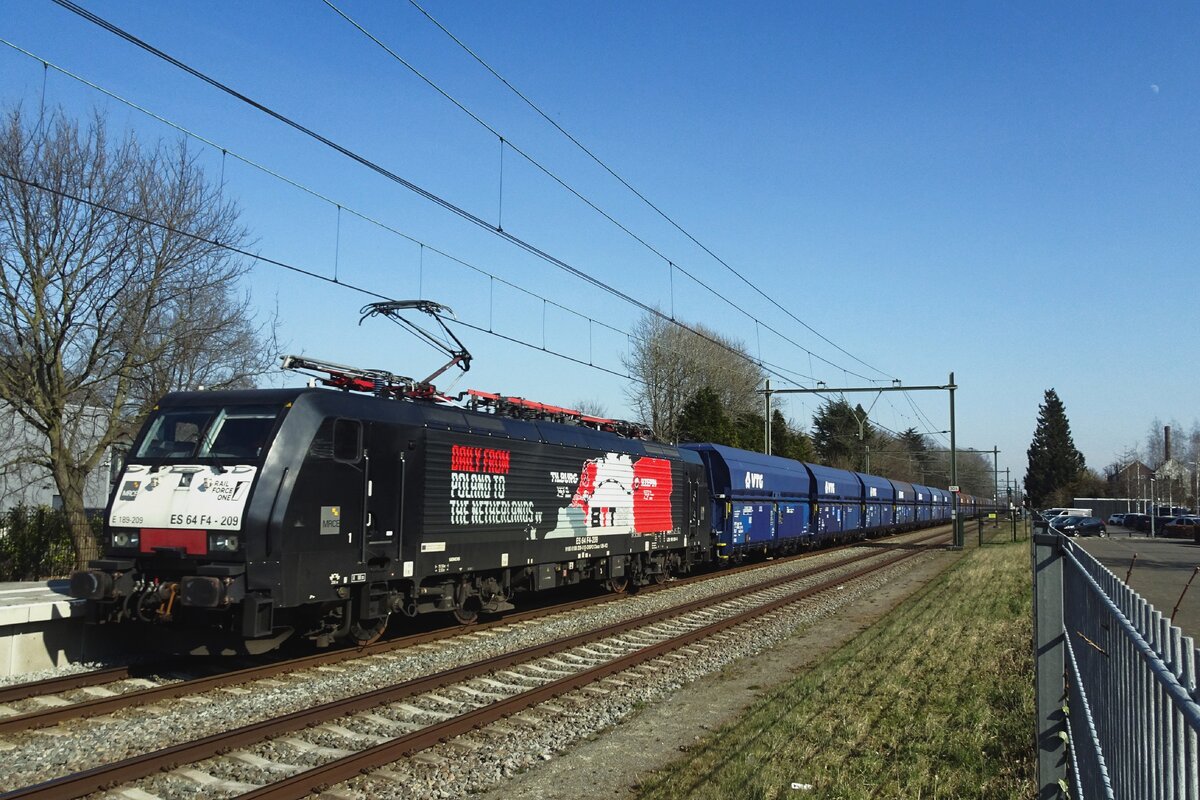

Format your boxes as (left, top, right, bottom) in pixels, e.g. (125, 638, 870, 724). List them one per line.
(209, 533, 240, 552)
(111, 530, 139, 549)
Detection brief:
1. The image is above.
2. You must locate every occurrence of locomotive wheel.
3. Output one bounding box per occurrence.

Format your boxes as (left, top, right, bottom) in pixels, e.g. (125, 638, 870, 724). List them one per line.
(453, 595, 481, 625)
(605, 576, 629, 594)
(349, 614, 389, 647)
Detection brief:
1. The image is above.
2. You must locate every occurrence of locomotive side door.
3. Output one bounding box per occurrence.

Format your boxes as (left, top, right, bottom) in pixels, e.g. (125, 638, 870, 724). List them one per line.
(279, 417, 367, 606)
(364, 421, 403, 571)
(688, 474, 702, 533)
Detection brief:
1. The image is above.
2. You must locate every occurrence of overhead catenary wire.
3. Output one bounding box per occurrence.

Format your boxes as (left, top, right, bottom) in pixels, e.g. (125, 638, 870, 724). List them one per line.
(0, 170, 817, 396)
(806, 391, 908, 442)
(45, 0, 821, 389)
(0, 39, 822, 393)
(0, 35, 612, 343)
(403, 0, 897, 383)
(318, 0, 876, 382)
(902, 390, 951, 446)
(0, 169, 629, 379)
(2, 74, 812, 396)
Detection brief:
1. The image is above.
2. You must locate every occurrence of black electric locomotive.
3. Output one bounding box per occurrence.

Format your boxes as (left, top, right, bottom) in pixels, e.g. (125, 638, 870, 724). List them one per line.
(70, 358, 710, 652)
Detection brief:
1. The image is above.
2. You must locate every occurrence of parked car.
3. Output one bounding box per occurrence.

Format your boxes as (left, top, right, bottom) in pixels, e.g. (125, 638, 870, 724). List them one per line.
(1107, 513, 1126, 526)
(1123, 513, 1150, 532)
(1051, 516, 1107, 537)
(1163, 516, 1200, 538)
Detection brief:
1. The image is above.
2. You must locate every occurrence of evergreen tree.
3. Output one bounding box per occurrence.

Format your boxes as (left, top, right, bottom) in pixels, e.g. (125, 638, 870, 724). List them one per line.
(812, 398, 871, 470)
(770, 409, 794, 459)
(771, 409, 815, 462)
(735, 412, 765, 452)
(898, 427, 931, 483)
(1024, 389, 1085, 508)
(676, 387, 735, 446)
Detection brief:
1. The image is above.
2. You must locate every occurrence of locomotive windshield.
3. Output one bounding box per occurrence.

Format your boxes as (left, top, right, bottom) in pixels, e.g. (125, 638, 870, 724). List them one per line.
(135, 404, 282, 461)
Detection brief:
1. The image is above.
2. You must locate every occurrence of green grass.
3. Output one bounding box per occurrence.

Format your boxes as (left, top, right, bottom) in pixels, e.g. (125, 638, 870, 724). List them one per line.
(636, 542, 1035, 800)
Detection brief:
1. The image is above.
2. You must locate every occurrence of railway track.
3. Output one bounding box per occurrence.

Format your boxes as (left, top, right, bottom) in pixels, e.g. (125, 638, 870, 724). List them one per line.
(0, 529, 949, 800)
(0, 526, 949, 731)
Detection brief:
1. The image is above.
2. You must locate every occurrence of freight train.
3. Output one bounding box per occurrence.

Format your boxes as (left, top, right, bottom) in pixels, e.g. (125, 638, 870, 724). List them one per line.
(69, 355, 993, 654)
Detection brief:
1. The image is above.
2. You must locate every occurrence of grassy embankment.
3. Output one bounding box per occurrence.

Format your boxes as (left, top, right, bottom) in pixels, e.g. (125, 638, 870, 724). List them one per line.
(638, 539, 1036, 800)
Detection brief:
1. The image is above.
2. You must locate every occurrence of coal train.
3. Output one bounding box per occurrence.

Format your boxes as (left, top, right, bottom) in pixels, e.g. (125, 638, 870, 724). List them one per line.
(70, 355, 994, 653)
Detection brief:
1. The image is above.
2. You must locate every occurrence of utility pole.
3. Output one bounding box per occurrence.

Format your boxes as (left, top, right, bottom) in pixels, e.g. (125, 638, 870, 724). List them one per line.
(992, 446, 999, 508)
(1151, 477, 1157, 538)
(1192, 461, 1198, 513)
(949, 372, 961, 548)
(763, 378, 771, 455)
(756, 373, 961, 547)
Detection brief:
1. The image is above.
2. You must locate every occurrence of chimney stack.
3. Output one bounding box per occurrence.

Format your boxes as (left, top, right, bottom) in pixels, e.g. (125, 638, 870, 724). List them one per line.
(1165, 425, 1172, 463)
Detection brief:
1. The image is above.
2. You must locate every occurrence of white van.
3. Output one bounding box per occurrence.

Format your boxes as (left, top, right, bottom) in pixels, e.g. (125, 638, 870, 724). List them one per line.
(1042, 507, 1093, 519)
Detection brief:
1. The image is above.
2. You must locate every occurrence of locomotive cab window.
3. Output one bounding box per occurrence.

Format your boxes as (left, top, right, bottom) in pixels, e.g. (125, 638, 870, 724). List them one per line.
(136, 405, 282, 461)
(332, 418, 362, 463)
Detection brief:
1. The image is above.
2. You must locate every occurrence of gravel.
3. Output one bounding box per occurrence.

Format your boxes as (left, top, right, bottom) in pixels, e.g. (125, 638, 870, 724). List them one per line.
(337, 555, 932, 799)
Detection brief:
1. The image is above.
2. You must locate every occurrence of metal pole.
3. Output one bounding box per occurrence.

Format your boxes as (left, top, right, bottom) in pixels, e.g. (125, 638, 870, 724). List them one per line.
(992, 446, 999, 510)
(755, 378, 960, 537)
(949, 371, 962, 548)
(1151, 478, 1157, 538)
(1192, 461, 1198, 513)
(1032, 531, 1067, 796)
(763, 378, 771, 456)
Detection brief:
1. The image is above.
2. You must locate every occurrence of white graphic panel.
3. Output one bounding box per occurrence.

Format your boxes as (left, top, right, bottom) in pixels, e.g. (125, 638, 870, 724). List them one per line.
(109, 464, 256, 530)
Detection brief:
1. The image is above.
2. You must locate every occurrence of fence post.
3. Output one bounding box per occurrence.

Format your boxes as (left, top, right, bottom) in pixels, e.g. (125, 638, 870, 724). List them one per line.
(1033, 530, 1067, 797)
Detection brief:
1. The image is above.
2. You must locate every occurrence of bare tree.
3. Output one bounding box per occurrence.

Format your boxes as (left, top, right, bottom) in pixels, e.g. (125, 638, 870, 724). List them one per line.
(622, 313, 764, 443)
(572, 398, 609, 418)
(0, 107, 274, 567)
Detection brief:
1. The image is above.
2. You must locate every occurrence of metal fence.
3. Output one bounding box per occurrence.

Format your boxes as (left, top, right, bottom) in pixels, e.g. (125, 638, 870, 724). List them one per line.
(1034, 530, 1200, 799)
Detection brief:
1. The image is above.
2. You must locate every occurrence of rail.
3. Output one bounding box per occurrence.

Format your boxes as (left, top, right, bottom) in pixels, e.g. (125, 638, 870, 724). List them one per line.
(3, 534, 948, 799)
(1033, 530, 1200, 798)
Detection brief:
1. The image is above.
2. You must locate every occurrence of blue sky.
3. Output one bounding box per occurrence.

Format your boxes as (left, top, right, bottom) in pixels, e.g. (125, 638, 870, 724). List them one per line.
(3, 1, 1198, 487)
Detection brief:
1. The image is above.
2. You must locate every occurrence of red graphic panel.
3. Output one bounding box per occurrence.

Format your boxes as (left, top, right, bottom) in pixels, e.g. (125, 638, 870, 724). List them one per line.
(140, 528, 208, 555)
(632, 458, 673, 533)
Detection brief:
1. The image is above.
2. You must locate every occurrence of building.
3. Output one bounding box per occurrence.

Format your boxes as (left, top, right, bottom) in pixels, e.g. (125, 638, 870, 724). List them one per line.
(0, 404, 119, 512)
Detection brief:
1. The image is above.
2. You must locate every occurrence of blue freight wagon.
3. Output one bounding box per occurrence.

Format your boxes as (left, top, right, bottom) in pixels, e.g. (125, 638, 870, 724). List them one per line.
(683, 444, 814, 555)
(807, 463, 862, 541)
(890, 479, 917, 528)
(929, 487, 950, 522)
(913, 484, 934, 525)
(858, 471, 896, 533)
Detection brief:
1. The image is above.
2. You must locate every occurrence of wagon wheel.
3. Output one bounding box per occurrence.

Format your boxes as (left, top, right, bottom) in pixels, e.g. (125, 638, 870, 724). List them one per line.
(349, 614, 389, 647)
(652, 564, 671, 585)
